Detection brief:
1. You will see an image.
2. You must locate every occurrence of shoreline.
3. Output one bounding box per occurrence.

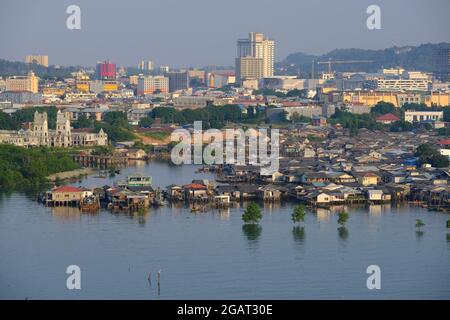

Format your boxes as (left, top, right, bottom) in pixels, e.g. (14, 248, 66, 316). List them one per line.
(47, 168, 96, 182)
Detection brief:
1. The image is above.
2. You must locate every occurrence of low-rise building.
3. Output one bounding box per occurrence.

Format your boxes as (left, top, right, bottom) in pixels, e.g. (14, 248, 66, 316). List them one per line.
(404, 111, 443, 123)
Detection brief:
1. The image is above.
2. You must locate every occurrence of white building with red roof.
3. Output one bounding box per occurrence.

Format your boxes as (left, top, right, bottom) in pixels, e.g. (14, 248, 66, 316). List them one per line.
(375, 113, 401, 124)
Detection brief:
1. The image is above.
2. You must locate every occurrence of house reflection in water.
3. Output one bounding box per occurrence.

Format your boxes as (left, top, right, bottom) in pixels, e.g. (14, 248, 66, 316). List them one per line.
(316, 208, 331, 222)
(128, 160, 147, 168)
(369, 205, 382, 216)
(217, 208, 230, 220)
(51, 206, 81, 222)
(369, 203, 391, 216)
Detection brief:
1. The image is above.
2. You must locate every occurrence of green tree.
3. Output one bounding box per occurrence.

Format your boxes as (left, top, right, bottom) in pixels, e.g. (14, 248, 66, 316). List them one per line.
(12, 106, 58, 129)
(415, 143, 436, 163)
(286, 89, 307, 98)
(103, 111, 129, 127)
(415, 143, 449, 167)
(415, 219, 425, 228)
(242, 202, 262, 224)
(0, 111, 18, 130)
(139, 116, 154, 128)
(389, 120, 413, 132)
(292, 204, 306, 224)
(371, 101, 396, 115)
(94, 122, 135, 143)
(431, 154, 449, 168)
(72, 114, 93, 129)
(437, 127, 450, 137)
(446, 220, 450, 228)
(0, 144, 80, 191)
(337, 211, 349, 226)
(291, 113, 311, 123)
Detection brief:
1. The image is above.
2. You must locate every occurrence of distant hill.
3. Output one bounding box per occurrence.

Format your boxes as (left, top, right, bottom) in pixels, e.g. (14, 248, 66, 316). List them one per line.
(0, 59, 83, 78)
(278, 42, 450, 75)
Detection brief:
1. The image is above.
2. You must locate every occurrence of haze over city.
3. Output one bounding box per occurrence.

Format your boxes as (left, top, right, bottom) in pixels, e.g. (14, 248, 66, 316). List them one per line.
(0, 0, 449, 67)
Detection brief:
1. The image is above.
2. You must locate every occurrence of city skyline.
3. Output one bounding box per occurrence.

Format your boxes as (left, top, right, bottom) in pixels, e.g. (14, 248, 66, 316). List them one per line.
(0, 0, 449, 68)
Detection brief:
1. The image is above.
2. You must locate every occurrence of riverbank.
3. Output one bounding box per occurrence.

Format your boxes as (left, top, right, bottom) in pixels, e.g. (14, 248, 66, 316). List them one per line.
(47, 168, 96, 182)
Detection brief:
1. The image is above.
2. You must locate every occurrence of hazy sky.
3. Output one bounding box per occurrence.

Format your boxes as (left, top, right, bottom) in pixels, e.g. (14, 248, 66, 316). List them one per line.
(0, 0, 449, 68)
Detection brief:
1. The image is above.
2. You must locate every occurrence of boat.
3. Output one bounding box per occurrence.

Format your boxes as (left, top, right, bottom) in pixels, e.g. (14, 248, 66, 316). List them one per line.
(153, 188, 167, 206)
(80, 195, 100, 212)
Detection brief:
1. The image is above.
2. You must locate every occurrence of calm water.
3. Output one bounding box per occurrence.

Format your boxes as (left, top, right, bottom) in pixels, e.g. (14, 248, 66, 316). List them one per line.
(0, 161, 449, 299)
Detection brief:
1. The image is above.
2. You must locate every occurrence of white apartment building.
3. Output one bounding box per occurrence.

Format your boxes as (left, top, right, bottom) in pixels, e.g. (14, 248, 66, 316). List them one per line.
(236, 57, 264, 81)
(404, 111, 443, 123)
(6, 71, 39, 93)
(376, 78, 430, 91)
(137, 76, 169, 95)
(236, 32, 274, 82)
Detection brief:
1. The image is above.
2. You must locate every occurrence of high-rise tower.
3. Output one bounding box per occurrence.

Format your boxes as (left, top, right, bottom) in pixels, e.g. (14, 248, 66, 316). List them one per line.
(236, 32, 274, 83)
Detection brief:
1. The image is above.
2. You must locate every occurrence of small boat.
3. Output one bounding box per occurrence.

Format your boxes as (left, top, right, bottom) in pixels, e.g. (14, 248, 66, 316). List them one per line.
(80, 195, 100, 212)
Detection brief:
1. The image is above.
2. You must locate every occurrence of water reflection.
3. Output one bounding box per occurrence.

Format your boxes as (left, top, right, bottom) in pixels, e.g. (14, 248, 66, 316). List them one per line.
(216, 208, 230, 220)
(51, 207, 81, 221)
(416, 230, 425, 239)
(369, 204, 391, 216)
(128, 160, 147, 168)
(369, 205, 382, 216)
(316, 208, 330, 222)
(262, 201, 281, 212)
(338, 226, 349, 241)
(242, 224, 262, 242)
(292, 226, 305, 244)
(130, 208, 151, 225)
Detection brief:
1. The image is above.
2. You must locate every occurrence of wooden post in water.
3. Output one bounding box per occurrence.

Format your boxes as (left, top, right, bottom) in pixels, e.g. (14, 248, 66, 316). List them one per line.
(147, 272, 151, 286)
(157, 270, 161, 295)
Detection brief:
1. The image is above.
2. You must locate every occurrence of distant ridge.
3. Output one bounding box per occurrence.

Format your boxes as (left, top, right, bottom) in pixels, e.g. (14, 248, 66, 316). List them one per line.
(0, 59, 83, 78)
(278, 42, 450, 75)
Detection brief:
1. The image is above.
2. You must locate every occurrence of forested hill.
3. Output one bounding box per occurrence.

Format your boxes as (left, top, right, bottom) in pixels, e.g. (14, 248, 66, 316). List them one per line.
(279, 42, 450, 74)
(0, 59, 83, 78)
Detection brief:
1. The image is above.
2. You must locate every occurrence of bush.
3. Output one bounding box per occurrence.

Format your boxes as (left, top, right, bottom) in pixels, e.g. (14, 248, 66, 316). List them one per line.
(242, 202, 262, 224)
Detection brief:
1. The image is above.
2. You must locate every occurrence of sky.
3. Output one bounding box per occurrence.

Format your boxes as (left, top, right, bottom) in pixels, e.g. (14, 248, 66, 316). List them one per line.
(0, 0, 449, 68)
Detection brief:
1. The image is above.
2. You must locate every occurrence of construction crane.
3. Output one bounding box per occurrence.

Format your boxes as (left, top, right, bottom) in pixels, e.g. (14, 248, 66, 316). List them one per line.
(316, 59, 373, 74)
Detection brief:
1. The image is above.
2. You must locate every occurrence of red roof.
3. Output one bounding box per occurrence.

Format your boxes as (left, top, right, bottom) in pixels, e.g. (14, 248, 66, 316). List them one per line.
(437, 139, 450, 146)
(183, 183, 207, 190)
(52, 186, 83, 193)
(376, 113, 400, 121)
